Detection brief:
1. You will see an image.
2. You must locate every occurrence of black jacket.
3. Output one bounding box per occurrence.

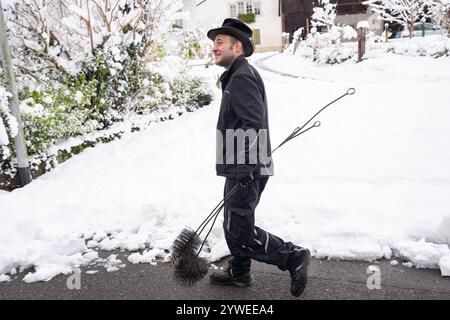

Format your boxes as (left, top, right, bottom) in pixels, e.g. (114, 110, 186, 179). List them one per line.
(216, 55, 274, 178)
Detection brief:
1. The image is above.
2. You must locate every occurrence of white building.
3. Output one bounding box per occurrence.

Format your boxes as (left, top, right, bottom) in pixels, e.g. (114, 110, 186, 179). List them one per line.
(182, 0, 283, 52)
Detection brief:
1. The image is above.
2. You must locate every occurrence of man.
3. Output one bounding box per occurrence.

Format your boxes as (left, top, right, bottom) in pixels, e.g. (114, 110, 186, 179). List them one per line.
(207, 18, 311, 297)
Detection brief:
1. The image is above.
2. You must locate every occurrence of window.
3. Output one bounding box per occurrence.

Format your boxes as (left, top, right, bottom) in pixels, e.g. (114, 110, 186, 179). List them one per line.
(246, 2, 253, 14)
(230, 4, 237, 17)
(173, 20, 183, 28)
(254, 1, 261, 15)
(238, 1, 244, 14)
(252, 29, 261, 45)
(234, 1, 260, 17)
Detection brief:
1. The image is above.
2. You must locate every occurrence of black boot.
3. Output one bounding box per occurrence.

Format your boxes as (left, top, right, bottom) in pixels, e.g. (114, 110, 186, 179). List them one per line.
(209, 268, 251, 287)
(289, 248, 311, 297)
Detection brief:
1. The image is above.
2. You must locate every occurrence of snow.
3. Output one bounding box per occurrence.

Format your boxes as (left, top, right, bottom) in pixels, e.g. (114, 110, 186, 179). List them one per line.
(74, 91, 84, 103)
(103, 255, 126, 272)
(0, 274, 11, 282)
(403, 262, 414, 268)
(0, 119, 9, 146)
(263, 39, 450, 82)
(1, 37, 450, 282)
(342, 26, 357, 40)
(1, 0, 18, 7)
(0, 87, 16, 146)
(439, 256, 450, 276)
(209, 239, 230, 262)
(367, 265, 380, 273)
(357, 21, 369, 29)
(390, 260, 398, 266)
(127, 248, 165, 265)
(86, 270, 98, 275)
(392, 239, 450, 269)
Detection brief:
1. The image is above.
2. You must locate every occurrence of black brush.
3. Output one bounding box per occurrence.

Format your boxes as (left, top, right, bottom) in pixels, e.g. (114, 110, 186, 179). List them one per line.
(170, 88, 356, 286)
(170, 198, 231, 286)
(170, 227, 209, 286)
(173, 251, 209, 286)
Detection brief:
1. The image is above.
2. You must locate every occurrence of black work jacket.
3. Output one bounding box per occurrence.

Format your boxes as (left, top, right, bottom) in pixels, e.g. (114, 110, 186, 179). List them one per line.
(216, 55, 274, 178)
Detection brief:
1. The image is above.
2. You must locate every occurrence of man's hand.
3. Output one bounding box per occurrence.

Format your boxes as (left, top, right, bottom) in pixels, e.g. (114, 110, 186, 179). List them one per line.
(237, 171, 254, 188)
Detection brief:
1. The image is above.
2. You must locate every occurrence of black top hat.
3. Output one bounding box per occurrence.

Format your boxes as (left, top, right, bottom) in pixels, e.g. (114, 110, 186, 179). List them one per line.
(207, 18, 254, 57)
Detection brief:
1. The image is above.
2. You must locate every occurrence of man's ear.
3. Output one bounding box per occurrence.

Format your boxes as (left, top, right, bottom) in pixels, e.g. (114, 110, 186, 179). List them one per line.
(236, 40, 244, 54)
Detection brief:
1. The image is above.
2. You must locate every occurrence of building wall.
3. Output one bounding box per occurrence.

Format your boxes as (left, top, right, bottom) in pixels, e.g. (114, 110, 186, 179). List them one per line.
(183, 0, 282, 52)
(249, 0, 282, 51)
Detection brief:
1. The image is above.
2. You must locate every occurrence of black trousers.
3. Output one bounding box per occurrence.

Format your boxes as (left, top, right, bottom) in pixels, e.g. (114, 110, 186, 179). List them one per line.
(223, 177, 300, 276)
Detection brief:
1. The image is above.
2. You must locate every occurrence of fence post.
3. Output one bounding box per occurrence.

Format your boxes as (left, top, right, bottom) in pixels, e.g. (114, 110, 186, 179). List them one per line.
(292, 28, 303, 55)
(281, 32, 290, 52)
(385, 23, 389, 43)
(358, 27, 367, 62)
(421, 18, 426, 37)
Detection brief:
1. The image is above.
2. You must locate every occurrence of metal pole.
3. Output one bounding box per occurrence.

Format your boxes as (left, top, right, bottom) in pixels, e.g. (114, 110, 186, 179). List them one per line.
(0, 1, 32, 186)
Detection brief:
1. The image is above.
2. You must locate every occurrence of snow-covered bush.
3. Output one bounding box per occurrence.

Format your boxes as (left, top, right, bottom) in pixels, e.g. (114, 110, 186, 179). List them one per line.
(386, 36, 450, 57)
(166, 27, 212, 60)
(311, 0, 336, 32)
(0, 87, 18, 160)
(170, 74, 212, 112)
(5, 0, 185, 80)
(286, 26, 358, 64)
(19, 80, 99, 156)
(132, 61, 212, 114)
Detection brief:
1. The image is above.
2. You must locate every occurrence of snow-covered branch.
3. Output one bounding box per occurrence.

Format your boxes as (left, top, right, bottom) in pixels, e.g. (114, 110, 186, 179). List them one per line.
(5, 0, 184, 79)
(363, 0, 443, 38)
(311, 0, 336, 31)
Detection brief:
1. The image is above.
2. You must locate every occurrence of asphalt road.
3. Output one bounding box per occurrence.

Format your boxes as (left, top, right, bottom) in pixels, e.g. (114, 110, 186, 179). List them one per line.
(1, 250, 449, 300)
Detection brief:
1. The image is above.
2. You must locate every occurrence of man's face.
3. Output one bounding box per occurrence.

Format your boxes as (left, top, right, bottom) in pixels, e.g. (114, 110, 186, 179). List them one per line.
(212, 34, 242, 68)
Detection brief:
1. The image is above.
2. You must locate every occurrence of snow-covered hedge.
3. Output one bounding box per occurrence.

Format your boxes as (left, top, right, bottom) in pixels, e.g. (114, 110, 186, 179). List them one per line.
(285, 26, 359, 64)
(386, 36, 450, 58)
(286, 28, 450, 65)
(0, 0, 213, 187)
(0, 57, 212, 160)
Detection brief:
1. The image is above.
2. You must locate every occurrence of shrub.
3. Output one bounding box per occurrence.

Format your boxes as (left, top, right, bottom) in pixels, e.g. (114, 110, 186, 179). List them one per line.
(0, 87, 18, 161)
(19, 79, 99, 156)
(238, 13, 256, 24)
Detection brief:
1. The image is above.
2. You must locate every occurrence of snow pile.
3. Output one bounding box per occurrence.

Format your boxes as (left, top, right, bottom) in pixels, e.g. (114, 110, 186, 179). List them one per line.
(392, 239, 450, 269)
(128, 248, 165, 265)
(101, 255, 126, 273)
(386, 36, 450, 58)
(285, 32, 450, 66)
(264, 42, 450, 83)
(0, 274, 11, 282)
(439, 256, 450, 276)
